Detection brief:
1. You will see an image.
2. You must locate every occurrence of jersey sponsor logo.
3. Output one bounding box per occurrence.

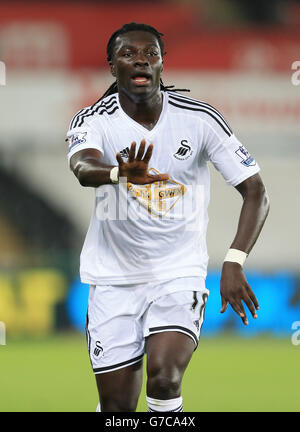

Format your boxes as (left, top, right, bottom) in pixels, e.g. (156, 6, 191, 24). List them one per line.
(119, 147, 130, 159)
(93, 340, 104, 360)
(67, 132, 87, 152)
(127, 168, 186, 217)
(173, 140, 193, 160)
(235, 145, 256, 167)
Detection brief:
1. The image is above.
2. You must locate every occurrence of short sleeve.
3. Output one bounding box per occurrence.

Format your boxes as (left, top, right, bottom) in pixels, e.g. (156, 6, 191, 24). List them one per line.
(202, 121, 260, 187)
(66, 116, 104, 167)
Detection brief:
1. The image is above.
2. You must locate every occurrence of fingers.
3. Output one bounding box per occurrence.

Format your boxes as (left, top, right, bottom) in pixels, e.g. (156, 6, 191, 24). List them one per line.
(136, 139, 146, 161)
(155, 174, 169, 181)
(116, 140, 168, 185)
(220, 297, 228, 314)
(243, 294, 257, 320)
(119, 140, 153, 164)
(143, 143, 153, 164)
(247, 284, 259, 310)
(128, 141, 136, 163)
(116, 152, 124, 166)
(146, 173, 169, 184)
(221, 287, 259, 325)
(231, 300, 248, 325)
(230, 293, 258, 325)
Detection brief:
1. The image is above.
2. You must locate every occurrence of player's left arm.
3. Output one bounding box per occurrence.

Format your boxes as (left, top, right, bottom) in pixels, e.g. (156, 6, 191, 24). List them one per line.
(220, 172, 270, 325)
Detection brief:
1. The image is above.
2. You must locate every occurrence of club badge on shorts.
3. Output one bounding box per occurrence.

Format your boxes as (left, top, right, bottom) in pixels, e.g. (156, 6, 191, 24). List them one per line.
(92, 340, 104, 360)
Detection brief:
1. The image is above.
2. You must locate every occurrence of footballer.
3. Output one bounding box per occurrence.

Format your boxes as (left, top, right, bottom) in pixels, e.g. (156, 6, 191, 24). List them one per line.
(66, 22, 269, 412)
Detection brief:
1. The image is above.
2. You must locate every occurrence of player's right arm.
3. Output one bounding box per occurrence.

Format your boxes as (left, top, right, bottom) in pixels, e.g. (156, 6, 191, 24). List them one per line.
(67, 112, 168, 186)
(70, 140, 169, 187)
(70, 148, 114, 187)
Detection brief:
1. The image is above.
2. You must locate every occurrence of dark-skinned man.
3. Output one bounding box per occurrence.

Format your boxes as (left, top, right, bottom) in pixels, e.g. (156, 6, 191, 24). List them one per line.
(66, 22, 270, 412)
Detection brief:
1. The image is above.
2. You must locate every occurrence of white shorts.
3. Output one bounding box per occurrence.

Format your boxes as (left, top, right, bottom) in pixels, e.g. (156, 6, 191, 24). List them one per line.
(86, 277, 209, 374)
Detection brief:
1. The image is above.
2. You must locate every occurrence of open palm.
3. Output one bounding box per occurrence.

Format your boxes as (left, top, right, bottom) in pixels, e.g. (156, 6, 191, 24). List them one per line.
(116, 139, 169, 184)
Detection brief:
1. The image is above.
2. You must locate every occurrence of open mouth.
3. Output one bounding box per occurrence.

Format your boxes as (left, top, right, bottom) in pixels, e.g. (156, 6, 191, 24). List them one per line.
(131, 73, 151, 86)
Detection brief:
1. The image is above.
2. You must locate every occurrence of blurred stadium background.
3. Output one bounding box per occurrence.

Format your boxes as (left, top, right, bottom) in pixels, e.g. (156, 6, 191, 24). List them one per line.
(0, 0, 300, 412)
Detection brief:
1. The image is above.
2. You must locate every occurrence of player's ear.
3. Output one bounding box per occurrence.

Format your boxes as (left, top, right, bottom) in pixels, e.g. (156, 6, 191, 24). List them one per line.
(159, 60, 163, 76)
(109, 61, 116, 78)
(161, 56, 164, 73)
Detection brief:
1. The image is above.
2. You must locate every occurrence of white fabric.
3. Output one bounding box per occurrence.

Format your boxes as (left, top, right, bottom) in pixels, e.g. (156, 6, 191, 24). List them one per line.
(224, 248, 248, 266)
(86, 277, 209, 374)
(66, 91, 260, 286)
(146, 396, 183, 412)
(110, 166, 119, 184)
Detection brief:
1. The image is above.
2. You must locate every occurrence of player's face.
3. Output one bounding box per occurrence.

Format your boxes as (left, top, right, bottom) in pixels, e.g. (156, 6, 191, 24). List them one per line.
(110, 31, 163, 100)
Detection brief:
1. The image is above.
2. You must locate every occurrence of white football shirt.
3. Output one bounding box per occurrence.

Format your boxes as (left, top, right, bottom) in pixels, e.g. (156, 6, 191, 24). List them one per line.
(66, 91, 260, 286)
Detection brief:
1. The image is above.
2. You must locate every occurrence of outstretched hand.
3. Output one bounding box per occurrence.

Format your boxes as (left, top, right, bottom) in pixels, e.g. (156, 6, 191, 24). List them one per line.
(220, 262, 259, 325)
(116, 139, 169, 185)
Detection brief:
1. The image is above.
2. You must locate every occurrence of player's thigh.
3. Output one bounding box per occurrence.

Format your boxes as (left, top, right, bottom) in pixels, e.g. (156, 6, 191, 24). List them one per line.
(87, 284, 146, 410)
(146, 330, 195, 375)
(95, 359, 143, 411)
(144, 289, 209, 383)
(145, 331, 195, 399)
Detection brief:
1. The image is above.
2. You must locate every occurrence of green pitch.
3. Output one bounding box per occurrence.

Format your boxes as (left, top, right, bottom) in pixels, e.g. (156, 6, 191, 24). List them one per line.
(0, 333, 299, 412)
